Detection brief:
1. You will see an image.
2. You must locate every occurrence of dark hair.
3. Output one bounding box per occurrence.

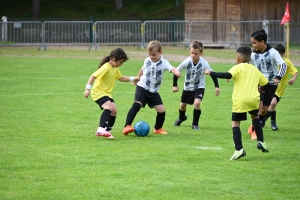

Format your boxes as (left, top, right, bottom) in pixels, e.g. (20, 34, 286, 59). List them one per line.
(251, 29, 267, 43)
(236, 46, 252, 62)
(190, 41, 203, 52)
(273, 43, 285, 54)
(98, 48, 129, 68)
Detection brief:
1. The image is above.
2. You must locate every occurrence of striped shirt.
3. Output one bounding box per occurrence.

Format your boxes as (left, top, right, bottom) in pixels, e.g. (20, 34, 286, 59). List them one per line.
(177, 57, 213, 91)
(137, 56, 174, 93)
(250, 44, 286, 85)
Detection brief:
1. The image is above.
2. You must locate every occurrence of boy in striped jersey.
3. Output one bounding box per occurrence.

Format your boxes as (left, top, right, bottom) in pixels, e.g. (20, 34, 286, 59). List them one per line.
(248, 29, 287, 140)
(172, 41, 220, 130)
(261, 43, 298, 130)
(123, 40, 181, 135)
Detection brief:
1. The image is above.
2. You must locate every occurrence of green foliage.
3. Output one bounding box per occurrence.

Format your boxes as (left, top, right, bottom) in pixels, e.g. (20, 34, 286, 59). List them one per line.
(0, 0, 185, 20)
(0, 46, 300, 199)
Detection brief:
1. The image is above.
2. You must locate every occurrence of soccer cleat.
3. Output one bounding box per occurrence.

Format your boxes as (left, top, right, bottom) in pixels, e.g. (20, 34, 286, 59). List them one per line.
(251, 131, 257, 140)
(230, 149, 246, 160)
(153, 128, 168, 135)
(247, 125, 254, 135)
(257, 141, 269, 153)
(271, 120, 278, 131)
(122, 125, 134, 135)
(95, 127, 115, 139)
(192, 125, 200, 130)
(174, 115, 187, 126)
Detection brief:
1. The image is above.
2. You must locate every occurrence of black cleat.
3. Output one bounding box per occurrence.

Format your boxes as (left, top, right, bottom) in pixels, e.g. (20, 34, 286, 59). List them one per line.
(192, 125, 200, 130)
(257, 141, 269, 153)
(271, 120, 278, 131)
(174, 116, 187, 126)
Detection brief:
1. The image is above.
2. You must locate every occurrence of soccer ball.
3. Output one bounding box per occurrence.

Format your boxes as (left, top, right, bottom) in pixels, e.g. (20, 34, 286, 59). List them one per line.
(134, 121, 150, 137)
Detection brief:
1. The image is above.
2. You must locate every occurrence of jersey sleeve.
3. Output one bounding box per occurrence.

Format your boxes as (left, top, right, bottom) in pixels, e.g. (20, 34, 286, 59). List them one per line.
(163, 59, 174, 72)
(285, 58, 298, 75)
(115, 68, 122, 80)
(177, 57, 189, 72)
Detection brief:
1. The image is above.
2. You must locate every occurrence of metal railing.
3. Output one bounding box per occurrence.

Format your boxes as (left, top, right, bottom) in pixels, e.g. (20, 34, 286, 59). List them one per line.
(0, 20, 295, 50)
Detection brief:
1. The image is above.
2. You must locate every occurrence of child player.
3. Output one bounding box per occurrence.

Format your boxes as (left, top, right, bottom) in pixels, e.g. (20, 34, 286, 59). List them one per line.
(205, 46, 269, 160)
(248, 29, 287, 140)
(122, 40, 181, 135)
(84, 48, 139, 139)
(172, 41, 220, 130)
(261, 43, 298, 130)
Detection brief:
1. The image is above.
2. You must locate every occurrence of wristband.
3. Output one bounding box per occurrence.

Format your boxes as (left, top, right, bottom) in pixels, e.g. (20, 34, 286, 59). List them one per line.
(129, 76, 135, 82)
(85, 84, 92, 90)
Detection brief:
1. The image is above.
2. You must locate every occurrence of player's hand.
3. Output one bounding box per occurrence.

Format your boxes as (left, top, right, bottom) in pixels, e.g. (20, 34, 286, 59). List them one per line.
(226, 79, 231, 82)
(175, 71, 181, 78)
(205, 69, 211, 75)
(288, 79, 295, 85)
(132, 76, 140, 85)
(84, 89, 90, 98)
(215, 87, 220, 96)
(258, 86, 266, 93)
(173, 86, 179, 93)
(273, 78, 280, 85)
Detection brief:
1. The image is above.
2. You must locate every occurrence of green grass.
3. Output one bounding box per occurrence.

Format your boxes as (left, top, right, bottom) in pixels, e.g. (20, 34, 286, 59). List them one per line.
(0, 47, 300, 199)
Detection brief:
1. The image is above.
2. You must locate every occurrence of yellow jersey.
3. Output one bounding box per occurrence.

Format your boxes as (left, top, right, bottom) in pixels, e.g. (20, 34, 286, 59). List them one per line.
(275, 57, 298, 97)
(91, 62, 122, 101)
(229, 63, 268, 112)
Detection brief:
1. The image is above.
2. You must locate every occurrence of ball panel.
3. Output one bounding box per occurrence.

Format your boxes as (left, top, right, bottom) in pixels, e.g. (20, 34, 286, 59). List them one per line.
(134, 121, 150, 137)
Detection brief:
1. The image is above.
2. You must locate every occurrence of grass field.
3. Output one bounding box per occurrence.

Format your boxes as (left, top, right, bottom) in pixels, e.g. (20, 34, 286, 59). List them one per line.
(0, 46, 300, 199)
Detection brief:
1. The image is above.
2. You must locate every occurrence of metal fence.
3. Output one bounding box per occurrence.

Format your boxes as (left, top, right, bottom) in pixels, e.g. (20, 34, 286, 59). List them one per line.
(0, 20, 297, 50)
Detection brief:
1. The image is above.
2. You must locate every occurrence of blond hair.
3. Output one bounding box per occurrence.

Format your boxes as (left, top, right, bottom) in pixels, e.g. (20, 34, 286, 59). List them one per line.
(147, 40, 162, 52)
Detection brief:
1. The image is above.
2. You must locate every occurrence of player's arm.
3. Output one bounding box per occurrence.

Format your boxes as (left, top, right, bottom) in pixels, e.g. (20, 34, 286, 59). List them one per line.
(173, 74, 179, 93)
(84, 75, 95, 98)
(289, 72, 298, 85)
(118, 76, 139, 82)
(206, 70, 233, 79)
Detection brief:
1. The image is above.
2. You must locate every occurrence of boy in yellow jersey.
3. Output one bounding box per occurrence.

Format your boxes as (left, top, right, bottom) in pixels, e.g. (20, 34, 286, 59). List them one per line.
(205, 46, 269, 160)
(84, 48, 139, 139)
(261, 43, 298, 130)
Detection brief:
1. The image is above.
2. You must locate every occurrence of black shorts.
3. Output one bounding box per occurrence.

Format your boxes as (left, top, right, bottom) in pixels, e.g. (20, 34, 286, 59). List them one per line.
(232, 109, 259, 121)
(274, 94, 281, 103)
(260, 85, 277, 106)
(135, 86, 163, 108)
(95, 96, 114, 110)
(181, 88, 205, 105)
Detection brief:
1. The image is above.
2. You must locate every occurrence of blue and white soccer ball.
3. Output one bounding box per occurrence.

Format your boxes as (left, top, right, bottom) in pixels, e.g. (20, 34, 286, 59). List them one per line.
(134, 121, 150, 137)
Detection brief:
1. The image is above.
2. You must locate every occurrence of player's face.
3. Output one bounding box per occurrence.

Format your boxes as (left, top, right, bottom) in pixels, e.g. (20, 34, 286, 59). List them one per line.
(190, 48, 202, 63)
(251, 37, 265, 52)
(110, 58, 126, 68)
(148, 50, 162, 63)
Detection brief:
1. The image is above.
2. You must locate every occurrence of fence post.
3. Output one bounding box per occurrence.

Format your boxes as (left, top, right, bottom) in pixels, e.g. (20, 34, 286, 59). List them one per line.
(263, 20, 269, 36)
(38, 23, 47, 51)
(1, 16, 7, 42)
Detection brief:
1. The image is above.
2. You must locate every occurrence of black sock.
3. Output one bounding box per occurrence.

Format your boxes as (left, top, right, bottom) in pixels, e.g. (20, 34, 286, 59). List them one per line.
(252, 118, 264, 142)
(270, 111, 276, 121)
(155, 112, 165, 130)
(263, 111, 270, 121)
(107, 115, 116, 131)
(259, 114, 265, 121)
(125, 103, 141, 126)
(193, 109, 201, 126)
(100, 109, 111, 128)
(179, 109, 186, 120)
(232, 127, 243, 150)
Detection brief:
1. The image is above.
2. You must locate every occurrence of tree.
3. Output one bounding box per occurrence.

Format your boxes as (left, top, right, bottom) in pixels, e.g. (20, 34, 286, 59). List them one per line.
(115, 0, 122, 10)
(32, 0, 40, 18)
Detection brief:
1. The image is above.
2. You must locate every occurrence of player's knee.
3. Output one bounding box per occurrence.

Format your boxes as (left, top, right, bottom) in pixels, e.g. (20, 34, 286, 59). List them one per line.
(131, 102, 141, 112)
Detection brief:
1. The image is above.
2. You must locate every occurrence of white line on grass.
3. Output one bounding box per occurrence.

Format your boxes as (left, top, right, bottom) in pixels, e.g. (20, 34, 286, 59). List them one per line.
(195, 146, 222, 150)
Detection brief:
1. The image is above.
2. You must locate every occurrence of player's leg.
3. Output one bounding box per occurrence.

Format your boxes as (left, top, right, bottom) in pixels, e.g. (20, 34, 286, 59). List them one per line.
(123, 86, 144, 135)
(230, 113, 246, 160)
(250, 110, 269, 153)
(191, 88, 204, 130)
(174, 90, 189, 126)
(269, 95, 280, 130)
(94, 96, 114, 138)
(259, 85, 277, 126)
(153, 93, 167, 134)
(107, 101, 117, 132)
